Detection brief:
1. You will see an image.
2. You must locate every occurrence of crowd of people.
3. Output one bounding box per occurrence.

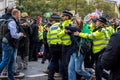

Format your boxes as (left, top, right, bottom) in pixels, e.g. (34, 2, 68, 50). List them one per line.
(0, 6, 120, 80)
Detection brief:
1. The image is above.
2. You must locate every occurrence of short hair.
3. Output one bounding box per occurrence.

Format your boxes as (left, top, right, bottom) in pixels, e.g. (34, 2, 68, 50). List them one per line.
(6, 6, 13, 14)
(11, 9, 20, 16)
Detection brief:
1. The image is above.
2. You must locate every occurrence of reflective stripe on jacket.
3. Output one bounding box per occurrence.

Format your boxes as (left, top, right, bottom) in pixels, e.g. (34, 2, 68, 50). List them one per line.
(79, 27, 109, 54)
(47, 23, 61, 45)
(57, 20, 72, 46)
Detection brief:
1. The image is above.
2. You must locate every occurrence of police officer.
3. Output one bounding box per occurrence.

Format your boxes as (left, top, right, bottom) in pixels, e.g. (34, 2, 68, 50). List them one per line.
(47, 13, 62, 80)
(104, 22, 115, 39)
(57, 10, 73, 80)
(74, 17, 109, 80)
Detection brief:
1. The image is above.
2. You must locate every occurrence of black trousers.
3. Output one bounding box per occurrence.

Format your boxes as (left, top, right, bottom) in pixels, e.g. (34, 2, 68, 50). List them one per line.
(84, 47, 95, 68)
(48, 44, 62, 79)
(61, 45, 73, 80)
(29, 42, 39, 61)
(94, 49, 109, 80)
(18, 37, 29, 59)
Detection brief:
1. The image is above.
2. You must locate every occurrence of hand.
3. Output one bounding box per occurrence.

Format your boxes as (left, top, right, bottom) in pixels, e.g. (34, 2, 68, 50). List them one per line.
(65, 29, 71, 33)
(19, 32, 26, 37)
(73, 31, 79, 36)
(21, 23, 28, 26)
(44, 27, 49, 31)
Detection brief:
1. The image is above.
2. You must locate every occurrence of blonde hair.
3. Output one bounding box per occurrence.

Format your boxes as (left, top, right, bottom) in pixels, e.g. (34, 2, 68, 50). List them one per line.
(11, 9, 20, 16)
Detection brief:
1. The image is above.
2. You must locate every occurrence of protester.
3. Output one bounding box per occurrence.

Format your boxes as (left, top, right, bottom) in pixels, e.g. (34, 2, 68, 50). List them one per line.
(74, 17, 109, 80)
(68, 18, 93, 80)
(29, 18, 39, 61)
(17, 12, 32, 70)
(0, 9, 24, 80)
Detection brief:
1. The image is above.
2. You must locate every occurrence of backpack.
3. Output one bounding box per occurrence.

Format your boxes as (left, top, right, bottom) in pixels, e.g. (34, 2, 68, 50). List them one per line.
(0, 19, 13, 40)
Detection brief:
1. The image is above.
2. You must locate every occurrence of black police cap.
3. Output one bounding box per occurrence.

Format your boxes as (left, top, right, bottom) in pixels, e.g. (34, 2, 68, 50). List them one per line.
(50, 14, 61, 20)
(62, 10, 73, 17)
(97, 16, 108, 24)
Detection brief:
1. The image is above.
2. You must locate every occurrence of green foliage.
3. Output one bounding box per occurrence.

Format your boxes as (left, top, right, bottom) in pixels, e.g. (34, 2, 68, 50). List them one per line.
(16, 0, 117, 18)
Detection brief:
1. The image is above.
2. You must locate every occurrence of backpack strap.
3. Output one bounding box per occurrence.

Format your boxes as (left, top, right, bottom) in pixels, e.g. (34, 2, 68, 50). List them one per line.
(72, 35, 82, 57)
(2, 19, 13, 38)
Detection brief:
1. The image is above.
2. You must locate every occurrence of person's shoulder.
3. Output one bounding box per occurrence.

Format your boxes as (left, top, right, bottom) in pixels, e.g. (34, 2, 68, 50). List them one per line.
(111, 30, 120, 36)
(110, 31, 120, 40)
(8, 20, 16, 25)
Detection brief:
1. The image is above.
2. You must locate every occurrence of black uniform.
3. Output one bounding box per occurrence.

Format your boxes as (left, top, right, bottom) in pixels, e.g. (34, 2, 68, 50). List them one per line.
(29, 20, 39, 61)
(101, 30, 120, 80)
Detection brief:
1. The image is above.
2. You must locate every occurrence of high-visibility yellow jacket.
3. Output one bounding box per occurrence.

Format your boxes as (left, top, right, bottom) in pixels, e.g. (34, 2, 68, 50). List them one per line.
(116, 26, 120, 32)
(47, 22, 61, 45)
(89, 23, 95, 32)
(78, 27, 109, 54)
(38, 24, 43, 40)
(105, 26, 115, 39)
(57, 20, 72, 46)
(61, 20, 71, 29)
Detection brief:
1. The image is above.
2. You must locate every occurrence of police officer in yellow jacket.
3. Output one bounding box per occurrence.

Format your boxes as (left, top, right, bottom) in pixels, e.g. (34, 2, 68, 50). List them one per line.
(47, 13, 62, 80)
(74, 17, 109, 80)
(104, 24, 115, 39)
(57, 10, 73, 80)
(115, 25, 120, 32)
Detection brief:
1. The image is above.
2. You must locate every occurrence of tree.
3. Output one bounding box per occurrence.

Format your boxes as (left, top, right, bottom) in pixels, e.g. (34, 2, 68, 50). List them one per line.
(16, 0, 117, 18)
(89, 0, 117, 18)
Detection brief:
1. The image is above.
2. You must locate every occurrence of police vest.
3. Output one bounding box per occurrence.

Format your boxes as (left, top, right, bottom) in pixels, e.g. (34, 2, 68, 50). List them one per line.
(47, 23, 61, 45)
(57, 20, 72, 46)
(105, 26, 115, 39)
(79, 27, 109, 54)
(61, 20, 72, 29)
(116, 26, 120, 32)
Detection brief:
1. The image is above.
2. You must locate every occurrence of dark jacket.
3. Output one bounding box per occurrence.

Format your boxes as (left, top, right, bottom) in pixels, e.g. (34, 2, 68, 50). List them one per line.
(101, 30, 120, 80)
(30, 22, 39, 42)
(65, 26, 81, 55)
(19, 19, 32, 38)
(0, 13, 12, 19)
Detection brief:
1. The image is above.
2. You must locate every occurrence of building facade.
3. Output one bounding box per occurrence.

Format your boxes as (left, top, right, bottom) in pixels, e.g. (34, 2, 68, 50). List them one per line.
(0, 0, 16, 16)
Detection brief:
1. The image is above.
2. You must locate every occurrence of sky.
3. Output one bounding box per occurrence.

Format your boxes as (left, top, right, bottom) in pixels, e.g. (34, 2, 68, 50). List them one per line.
(114, 0, 120, 4)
